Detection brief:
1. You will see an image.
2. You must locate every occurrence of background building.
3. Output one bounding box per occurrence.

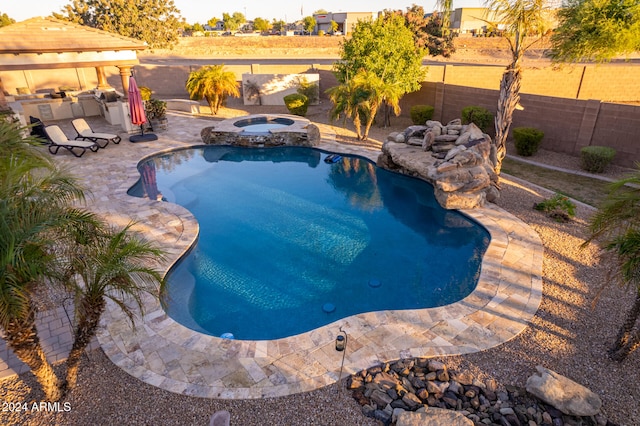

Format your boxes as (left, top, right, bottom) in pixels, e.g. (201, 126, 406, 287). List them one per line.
(313, 12, 375, 35)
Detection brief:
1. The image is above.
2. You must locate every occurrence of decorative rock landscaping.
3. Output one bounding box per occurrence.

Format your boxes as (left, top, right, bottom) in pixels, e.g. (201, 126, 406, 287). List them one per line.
(378, 119, 500, 210)
(348, 359, 611, 426)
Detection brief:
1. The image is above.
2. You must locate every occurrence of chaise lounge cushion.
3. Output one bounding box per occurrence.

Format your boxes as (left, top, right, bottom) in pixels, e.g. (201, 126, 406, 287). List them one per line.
(71, 118, 121, 148)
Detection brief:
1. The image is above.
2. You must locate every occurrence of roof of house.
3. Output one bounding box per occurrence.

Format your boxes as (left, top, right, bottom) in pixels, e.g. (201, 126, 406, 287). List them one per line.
(0, 16, 147, 54)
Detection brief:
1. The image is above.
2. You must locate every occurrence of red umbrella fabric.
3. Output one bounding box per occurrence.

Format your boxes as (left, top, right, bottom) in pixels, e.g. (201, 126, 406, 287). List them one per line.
(128, 76, 147, 127)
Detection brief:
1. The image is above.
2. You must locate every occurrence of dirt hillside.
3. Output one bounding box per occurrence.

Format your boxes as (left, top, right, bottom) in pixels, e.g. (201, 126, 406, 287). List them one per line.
(140, 35, 553, 64)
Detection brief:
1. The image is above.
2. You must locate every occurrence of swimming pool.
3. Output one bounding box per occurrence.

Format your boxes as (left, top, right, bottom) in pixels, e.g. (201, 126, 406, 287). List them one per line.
(130, 146, 490, 340)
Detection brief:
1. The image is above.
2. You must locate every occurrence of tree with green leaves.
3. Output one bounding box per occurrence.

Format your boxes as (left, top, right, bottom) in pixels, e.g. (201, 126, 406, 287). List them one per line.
(551, 0, 640, 63)
(303, 16, 316, 34)
(186, 65, 240, 114)
(253, 17, 271, 33)
(222, 12, 245, 31)
(331, 13, 425, 133)
(61, 223, 164, 390)
(0, 12, 15, 27)
(0, 121, 95, 401)
(207, 17, 220, 28)
(272, 19, 286, 34)
(54, 0, 182, 49)
(583, 167, 640, 360)
(483, 0, 549, 182)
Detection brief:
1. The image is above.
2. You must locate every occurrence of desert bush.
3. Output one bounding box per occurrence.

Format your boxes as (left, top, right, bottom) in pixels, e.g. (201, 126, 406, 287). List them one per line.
(283, 93, 309, 116)
(317, 30, 325, 37)
(534, 193, 576, 222)
(461, 106, 493, 131)
(580, 146, 616, 173)
(513, 127, 544, 156)
(409, 105, 435, 125)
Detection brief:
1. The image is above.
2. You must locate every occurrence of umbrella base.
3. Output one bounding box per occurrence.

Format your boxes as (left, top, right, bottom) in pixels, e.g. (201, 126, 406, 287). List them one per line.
(129, 134, 158, 143)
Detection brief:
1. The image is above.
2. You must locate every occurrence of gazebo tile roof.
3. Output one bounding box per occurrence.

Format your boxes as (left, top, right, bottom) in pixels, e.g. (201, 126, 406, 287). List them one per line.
(0, 16, 147, 54)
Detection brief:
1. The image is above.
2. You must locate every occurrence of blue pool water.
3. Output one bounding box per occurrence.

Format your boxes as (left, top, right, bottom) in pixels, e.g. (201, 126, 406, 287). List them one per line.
(234, 116, 294, 133)
(129, 146, 490, 340)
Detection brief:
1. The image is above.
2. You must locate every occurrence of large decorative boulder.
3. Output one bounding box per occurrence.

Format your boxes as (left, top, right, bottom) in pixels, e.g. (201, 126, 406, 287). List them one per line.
(396, 409, 473, 426)
(525, 366, 602, 417)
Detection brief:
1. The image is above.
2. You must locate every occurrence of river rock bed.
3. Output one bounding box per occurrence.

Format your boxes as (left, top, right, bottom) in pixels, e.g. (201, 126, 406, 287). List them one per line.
(347, 358, 613, 426)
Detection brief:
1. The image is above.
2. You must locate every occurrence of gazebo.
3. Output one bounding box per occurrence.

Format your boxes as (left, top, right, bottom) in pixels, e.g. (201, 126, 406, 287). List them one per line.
(0, 16, 147, 131)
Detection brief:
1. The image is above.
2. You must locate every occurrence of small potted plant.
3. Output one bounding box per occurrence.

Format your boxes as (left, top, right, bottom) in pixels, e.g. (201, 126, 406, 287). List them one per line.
(145, 98, 168, 131)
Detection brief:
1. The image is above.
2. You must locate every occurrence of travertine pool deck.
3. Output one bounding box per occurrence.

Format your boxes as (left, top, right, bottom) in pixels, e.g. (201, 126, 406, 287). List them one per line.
(29, 113, 543, 399)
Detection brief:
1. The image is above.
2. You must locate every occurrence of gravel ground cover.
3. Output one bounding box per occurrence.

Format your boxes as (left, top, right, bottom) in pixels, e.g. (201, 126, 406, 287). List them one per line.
(2, 96, 639, 426)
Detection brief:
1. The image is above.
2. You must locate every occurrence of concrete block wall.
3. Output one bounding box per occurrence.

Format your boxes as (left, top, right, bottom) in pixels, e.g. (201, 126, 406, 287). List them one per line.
(591, 103, 640, 167)
(579, 65, 640, 102)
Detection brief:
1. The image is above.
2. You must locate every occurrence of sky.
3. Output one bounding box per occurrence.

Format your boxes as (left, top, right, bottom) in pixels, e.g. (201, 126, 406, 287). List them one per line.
(3, 0, 483, 24)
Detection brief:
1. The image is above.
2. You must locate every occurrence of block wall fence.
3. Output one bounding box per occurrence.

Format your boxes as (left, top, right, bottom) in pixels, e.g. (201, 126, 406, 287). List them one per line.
(3, 62, 639, 167)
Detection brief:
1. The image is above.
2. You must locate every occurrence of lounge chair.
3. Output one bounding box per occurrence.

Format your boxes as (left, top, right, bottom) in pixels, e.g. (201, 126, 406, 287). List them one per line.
(71, 118, 121, 148)
(44, 125, 99, 157)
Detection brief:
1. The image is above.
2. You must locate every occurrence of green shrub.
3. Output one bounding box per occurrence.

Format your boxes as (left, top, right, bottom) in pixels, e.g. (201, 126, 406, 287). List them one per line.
(283, 93, 309, 116)
(317, 30, 325, 37)
(534, 193, 576, 222)
(296, 76, 319, 104)
(461, 106, 493, 131)
(580, 146, 616, 173)
(513, 127, 544, 156)
(409, 105, 435, 125)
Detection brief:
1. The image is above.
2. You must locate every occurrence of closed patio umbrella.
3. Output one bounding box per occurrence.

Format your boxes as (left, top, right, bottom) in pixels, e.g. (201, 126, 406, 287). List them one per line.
(128, 75, 157, 142)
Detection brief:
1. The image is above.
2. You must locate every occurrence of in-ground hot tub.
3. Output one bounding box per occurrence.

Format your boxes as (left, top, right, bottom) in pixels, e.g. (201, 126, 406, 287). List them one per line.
(200, 114, 320, 147)
(233, 116, 295, 133)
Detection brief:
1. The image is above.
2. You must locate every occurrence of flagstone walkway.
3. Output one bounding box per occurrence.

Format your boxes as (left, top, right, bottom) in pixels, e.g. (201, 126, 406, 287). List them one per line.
(0, 112, 543, 400)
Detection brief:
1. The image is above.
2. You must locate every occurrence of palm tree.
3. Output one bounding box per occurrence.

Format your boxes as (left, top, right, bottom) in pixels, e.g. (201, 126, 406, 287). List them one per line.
(0, 120, 97, 401)
(327, 70, 402, 141)
(352, 70, 402, 140)
(436, 0, 453, 36)
(61, 222, 164, 390)
(484, 0, 548, 178)
(327, 77, 367, 140)
(186, 65, 240, 114)
(583, 167, 640, 361)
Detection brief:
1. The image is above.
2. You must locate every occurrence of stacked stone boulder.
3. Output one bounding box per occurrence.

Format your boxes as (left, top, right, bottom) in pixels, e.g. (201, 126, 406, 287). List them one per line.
(378, 119, 500, 210)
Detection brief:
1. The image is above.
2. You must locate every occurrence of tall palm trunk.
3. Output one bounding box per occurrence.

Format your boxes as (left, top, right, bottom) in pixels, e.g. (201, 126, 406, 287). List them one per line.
(493, 57, 522, 178)
(3, 309, 62, 401)
(362, 101, 381, 141)
(353, 113, 363, 140)
(609, 292, 640, 361)
(65, 298, 105, 390)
